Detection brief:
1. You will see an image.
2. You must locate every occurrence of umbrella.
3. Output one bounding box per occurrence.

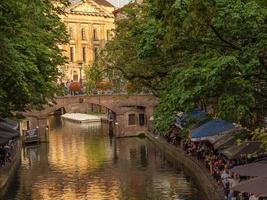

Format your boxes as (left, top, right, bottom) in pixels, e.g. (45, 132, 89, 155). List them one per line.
(207, 134, 225, 144)
(0, 123, 19, 138)
(213, 134, 236, 149)
(221, 141, 262, 159)
(0, 130, 17, 138)
(190, 119, 235, 141)
(230, 159, 267, 177)
(233, 177, 267, 197)
(0, 118, 18, 129)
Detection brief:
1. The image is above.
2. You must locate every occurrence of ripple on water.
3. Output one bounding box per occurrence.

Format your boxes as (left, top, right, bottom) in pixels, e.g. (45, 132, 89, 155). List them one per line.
(3, 118, 204, 200)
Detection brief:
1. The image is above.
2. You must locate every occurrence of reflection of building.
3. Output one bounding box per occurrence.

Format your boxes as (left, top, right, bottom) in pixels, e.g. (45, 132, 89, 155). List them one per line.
(59, 0, 115, 83)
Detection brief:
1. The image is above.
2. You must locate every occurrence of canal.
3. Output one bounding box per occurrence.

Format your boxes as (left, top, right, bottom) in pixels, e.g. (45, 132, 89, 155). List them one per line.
(4, 116, 204, 200)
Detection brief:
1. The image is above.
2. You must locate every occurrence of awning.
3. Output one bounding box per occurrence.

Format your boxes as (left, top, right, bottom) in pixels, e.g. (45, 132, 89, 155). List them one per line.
(213, 128, 240, 149)
(230, 158, 267, 177)
(0, 123, 20, 138)
(190, 119, 235, 141)
(221, 141, 262, 159)
(0, 130, 18, 138)
(207, 134, 225, 144)
(213, 133, 237, 150)
(0, 118, 18, 129)
(207, 128, 240, 147)
(233, 177, 267, 197)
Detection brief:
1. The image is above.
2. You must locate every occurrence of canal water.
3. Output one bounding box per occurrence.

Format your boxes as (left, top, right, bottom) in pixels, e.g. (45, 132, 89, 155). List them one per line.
(4, 116, 204, 200)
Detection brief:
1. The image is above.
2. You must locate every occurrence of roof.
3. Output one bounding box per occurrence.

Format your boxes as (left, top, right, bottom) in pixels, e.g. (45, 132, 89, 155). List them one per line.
(94, 0, 114, 7)
(67, 0, 114, 18)
(69, 0, 114, 7)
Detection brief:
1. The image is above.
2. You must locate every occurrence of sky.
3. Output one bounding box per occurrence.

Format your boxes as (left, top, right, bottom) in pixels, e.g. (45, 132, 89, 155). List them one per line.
(107, 0, 131, 7)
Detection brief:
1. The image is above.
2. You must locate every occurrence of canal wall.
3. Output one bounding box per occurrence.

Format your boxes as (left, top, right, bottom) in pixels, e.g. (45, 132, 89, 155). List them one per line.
(146, 133, 225, 200)
(0, 142, 21, 198)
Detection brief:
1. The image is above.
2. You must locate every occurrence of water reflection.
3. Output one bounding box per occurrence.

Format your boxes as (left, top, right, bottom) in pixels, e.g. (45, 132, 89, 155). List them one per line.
(4, 116, 203, 200)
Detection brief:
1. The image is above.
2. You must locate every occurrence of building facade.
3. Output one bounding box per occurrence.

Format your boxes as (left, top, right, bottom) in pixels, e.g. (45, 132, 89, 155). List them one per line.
(59, 0, 115, 84)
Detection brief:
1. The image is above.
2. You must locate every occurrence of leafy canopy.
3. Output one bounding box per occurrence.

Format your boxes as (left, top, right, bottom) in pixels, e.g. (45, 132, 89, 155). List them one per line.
(0, 0, 69, 117)
(97, 0, 266, 134)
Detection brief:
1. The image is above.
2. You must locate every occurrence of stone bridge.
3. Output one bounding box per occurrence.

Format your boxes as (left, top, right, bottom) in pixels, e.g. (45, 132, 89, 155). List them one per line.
(23, 94, 158, 138)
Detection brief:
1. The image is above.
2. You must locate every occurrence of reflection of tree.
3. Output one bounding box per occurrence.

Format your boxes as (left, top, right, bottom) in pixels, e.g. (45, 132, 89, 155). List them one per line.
(84, 136, 107, 169)
(7, 120, 201, 200)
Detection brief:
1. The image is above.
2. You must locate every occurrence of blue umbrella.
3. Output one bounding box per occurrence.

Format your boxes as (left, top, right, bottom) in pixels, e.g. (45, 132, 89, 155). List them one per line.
(190, 119, 235, 141)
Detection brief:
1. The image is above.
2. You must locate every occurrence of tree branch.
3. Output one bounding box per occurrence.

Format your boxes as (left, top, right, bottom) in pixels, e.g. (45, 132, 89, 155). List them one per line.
(210, 25, 242, 51)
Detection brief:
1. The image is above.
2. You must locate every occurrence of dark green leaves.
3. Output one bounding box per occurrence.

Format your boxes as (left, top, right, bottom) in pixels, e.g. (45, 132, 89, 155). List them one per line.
(0, 0, 69, 116)
(93, 0, 266, 134)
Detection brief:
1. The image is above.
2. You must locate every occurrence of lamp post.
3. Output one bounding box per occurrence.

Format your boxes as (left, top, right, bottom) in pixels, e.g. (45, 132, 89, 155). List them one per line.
(78, 61, 83, 87)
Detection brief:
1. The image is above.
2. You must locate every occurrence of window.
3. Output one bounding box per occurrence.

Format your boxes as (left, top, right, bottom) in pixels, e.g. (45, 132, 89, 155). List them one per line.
(81, 28, 86, 40)
(73, 71, 78, 82)
(82, 47, 86, 62)
(139, 113, 145, 126)
(93, 29, 98, 41)
(26, 121, 30, 129)
(70, 47, 74, 62)
(69, 27, 73, 40)
(94, 47, 98, 60)
(128, 114, 136, 126)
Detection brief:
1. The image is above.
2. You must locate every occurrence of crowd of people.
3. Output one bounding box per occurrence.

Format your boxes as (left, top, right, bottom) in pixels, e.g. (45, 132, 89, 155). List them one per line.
(0, 139, 17, 167)
(161, 129, 265, 200)
(57, 80, 83, 96)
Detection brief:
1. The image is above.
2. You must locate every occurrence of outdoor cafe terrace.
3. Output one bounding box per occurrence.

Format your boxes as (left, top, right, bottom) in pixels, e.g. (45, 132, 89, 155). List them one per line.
(162, 109, 267, 199)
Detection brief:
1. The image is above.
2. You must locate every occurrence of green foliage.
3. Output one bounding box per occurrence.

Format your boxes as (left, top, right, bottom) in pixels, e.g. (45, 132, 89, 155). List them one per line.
(152, 0, 267, 131)
(0, 0, 69, 117)
(84, 65, 103, 94)
(98, 0, 267, 139)
(94, 3, 171, 95)
(252, 128, 267, 150)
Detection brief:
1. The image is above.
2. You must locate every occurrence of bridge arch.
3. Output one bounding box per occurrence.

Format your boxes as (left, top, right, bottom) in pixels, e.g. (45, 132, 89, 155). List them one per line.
(23, 95, 158, 138)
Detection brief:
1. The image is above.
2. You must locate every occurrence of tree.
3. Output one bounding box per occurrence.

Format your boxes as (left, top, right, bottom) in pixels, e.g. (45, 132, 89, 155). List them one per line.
(152, 0, 267, 132)
(99, 0, 267, 133)
(84, 64, 103, 94)
(94, 3, 171, 95)
(0, 0, 69, 117)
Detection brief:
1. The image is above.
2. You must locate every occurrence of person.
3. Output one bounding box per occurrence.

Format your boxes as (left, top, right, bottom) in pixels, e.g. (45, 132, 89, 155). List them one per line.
(70, 80, 74, 95)
(249, 194, 259, 200)
(221, 169, 230, 198)
(66, 80, 70, 95)
(228, 173, 239, 200)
